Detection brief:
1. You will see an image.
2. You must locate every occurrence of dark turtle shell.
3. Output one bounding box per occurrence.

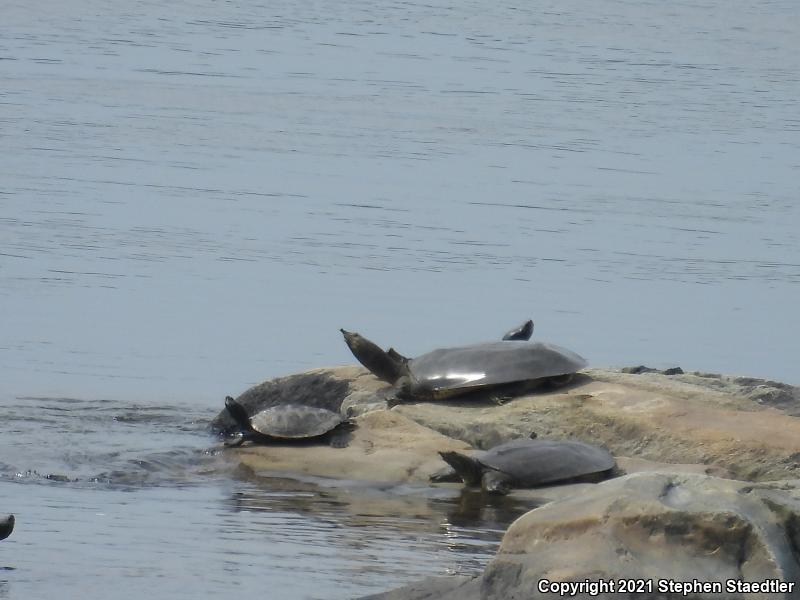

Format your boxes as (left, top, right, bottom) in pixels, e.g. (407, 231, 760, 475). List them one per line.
(408, 341, 587, 397)
(478, 439, 615, 486)
(249, 404, 345, 439)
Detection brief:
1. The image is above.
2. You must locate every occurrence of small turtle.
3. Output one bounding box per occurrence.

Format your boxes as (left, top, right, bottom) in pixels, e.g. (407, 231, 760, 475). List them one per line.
(223, 396, 354, 448)
(0, 515, 13, 541)
(341, 325, 586, 402)
(209, 371, 351, 438)
(437, 438, 616, 494)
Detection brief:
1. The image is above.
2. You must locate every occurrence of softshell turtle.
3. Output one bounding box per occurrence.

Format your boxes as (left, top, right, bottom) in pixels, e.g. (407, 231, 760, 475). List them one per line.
(438, 438, 616, 494)
(223, 396, 353, 448)
(0, 515, 13, 541)
(340, 324, 586, 402)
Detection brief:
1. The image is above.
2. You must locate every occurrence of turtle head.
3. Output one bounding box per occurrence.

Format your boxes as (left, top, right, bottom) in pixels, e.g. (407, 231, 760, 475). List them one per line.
(224, 396, 252, 431)
(340, 329, 407, 384)
(438, 451, 484, 487)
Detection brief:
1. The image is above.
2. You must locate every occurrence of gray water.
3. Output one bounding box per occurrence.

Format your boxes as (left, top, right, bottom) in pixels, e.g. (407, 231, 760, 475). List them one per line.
(1, 0, 799, 598)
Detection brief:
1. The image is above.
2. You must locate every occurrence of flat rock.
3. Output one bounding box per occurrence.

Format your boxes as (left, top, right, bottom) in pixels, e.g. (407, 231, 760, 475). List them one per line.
(217, 365, 800, 485)
(228, 409, 471, 484)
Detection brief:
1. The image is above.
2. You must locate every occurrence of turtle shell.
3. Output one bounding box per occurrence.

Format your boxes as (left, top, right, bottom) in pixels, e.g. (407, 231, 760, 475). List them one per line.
(249, 404, 344, 439)
(408, 341, 587, 394)
(209, 371, 350, 437)
(477, 439, 615, 486)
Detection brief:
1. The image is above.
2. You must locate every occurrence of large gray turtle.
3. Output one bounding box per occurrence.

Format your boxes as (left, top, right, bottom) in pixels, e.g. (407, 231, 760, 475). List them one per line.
(340, 324, 586, 402)
(437, 438, 616, 494)
(223, 396, 353, 448)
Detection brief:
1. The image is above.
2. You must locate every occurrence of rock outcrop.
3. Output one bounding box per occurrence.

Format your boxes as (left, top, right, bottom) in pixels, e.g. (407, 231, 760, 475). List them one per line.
(210, 364, 800, 599)
(215, 365, 800, 484)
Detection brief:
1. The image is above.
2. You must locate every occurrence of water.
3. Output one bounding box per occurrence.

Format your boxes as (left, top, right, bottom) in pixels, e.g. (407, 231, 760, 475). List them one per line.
(1, 396, 523, 599)
(1, 0, 799, 598)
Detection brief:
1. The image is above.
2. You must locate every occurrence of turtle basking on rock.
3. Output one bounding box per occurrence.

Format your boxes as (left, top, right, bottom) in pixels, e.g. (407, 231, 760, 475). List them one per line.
(341, 321, 586, 403)
(435, 438, 616, 494)
(222, 396, 354, 448)
(210, 371, 354, 446)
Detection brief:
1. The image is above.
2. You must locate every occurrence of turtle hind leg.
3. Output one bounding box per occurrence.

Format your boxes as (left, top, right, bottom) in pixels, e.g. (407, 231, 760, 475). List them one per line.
(328, 420, 357, 449)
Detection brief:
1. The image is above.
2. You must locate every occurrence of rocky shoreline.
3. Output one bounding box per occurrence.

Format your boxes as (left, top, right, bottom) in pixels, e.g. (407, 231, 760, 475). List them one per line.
(213, 366, 800, 599)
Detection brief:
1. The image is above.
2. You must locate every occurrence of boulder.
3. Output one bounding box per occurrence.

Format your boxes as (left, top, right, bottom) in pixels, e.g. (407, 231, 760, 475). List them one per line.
(482, 472, 800, 599)
(366, 473, 800, 599)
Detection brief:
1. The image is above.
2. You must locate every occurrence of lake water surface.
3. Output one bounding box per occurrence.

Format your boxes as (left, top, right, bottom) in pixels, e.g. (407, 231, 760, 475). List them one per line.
(1, 0, 798, 598)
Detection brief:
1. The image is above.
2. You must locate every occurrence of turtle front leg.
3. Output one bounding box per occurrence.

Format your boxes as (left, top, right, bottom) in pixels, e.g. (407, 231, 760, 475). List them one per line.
(481, 471, 512, 495)
(223, 432, 246, 448)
